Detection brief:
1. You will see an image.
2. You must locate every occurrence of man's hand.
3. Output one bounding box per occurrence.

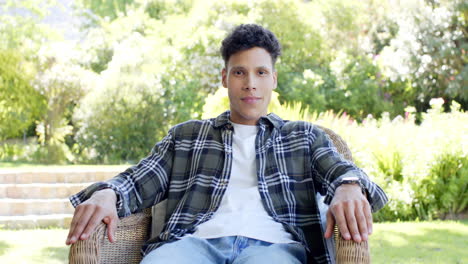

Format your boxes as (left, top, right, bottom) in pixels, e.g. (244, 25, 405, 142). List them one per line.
(65, 188, 119, 245)
(324, 184, 372, 243)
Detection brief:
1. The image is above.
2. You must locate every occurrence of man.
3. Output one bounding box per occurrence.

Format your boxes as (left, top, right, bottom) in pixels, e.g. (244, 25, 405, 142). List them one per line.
(66, 24, 387, 264)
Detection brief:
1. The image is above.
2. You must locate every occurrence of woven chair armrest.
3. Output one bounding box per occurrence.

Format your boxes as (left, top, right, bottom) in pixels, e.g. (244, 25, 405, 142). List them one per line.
(334, 226, 370, 264)
(69, 208, 152, 264)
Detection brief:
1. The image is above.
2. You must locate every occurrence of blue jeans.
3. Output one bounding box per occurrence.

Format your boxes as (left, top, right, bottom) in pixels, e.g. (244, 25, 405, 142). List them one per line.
(140, 236, 307, 264)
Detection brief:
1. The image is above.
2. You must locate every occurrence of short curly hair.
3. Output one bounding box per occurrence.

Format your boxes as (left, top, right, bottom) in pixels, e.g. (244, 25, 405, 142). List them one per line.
(220, 24, 281, 68)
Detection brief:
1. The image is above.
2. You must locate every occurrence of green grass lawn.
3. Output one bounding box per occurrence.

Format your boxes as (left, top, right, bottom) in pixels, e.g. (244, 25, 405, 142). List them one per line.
(0, 229, 69, 264)
(372, 220, 467, 264)
(0, 221, 466, 263)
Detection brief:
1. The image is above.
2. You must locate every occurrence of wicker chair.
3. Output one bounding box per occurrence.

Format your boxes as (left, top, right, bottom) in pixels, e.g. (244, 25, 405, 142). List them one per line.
(69, 126, 370, 264)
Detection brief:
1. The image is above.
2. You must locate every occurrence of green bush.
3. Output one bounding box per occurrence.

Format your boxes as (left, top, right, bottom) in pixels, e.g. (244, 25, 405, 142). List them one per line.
(416, 152, 468, 219)
(144, 0, 193, 20)
(74, 74, 203, 163)
(73, 30, 204, 163)
(0, 49, 45, 140)
(0, 139, 40, 163)
(75, 88, 165, 163)
(326, 55, 394, 120)
(377, 0, 468, 112)
(77, 0, 134, 21)
(31, 44, 97, 164)
(0, 143, 24, 161)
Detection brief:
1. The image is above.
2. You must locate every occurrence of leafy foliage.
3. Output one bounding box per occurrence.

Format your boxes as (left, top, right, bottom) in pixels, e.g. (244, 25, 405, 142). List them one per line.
(144, 0, 193, 20)
(378, 0, 467, 112)
(0, 49, 45, 140)
(77, 0, 135, 20)
(327, 55, 393, 120)
(73, 30, 204, 163)
(32, 43, 97, 163)
(0, 0, 60, 53)
(409, 1, 467, 106)
(417, 152, 468, 219)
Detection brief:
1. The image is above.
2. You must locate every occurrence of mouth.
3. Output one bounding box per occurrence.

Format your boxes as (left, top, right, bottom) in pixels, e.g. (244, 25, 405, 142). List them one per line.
(241, 96, 261, 104)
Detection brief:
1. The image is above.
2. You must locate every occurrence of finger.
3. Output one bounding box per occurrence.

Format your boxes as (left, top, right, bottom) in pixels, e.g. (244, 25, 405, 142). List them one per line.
(344, 202, 361, 243)
(105, 216, 118, 243)
(355, 204, 368, 241)
(66, 207, 89, 245)
(69, 205, 96, 243)
(324, 210, 335, 239)
(105, 217, 114, 243)
(66, 208, 83, 244)
(103, 216, 112, 242)
(364, 202, 373, 235)
(333, 205, 351, 240)
(80, 208, 106, 240)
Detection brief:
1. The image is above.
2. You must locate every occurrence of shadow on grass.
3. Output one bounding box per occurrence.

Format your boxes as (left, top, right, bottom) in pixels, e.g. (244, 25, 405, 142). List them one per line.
(0, 240, 12, 255)
(372, 224, 467, 264)
(40, 246, 69, 262)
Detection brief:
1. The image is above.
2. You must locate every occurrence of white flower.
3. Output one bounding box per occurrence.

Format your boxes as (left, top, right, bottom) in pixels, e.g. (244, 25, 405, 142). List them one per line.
(429, 98, 444, 108)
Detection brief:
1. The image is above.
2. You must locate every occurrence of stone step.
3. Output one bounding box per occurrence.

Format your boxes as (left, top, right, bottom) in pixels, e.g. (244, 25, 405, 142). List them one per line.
(0, 198, 74, 216)
(0, 214, 72, 229)
(0, 183, 92, 199)
(0, 168, 126, 184)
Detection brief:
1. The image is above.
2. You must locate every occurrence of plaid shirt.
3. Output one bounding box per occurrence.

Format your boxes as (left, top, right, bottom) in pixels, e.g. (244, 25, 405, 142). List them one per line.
(70, 111, 387, 264)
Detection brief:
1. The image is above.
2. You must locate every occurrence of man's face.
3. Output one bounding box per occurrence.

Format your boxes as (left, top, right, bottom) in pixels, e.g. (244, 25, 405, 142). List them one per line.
(222, 47, 277, 126)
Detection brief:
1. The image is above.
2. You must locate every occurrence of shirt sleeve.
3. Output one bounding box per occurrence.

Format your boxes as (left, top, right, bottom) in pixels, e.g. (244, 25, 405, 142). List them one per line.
(309, 125, 388, 212)
(69, 127, 175, 218)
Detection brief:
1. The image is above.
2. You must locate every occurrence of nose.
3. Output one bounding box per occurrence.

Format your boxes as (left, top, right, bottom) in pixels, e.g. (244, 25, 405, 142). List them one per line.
(243, 73, 257, 91)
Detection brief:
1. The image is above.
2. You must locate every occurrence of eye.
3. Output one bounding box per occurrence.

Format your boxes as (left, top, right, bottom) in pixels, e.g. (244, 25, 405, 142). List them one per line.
(233, 70, 244, 76)
(258, 70, 268, 75)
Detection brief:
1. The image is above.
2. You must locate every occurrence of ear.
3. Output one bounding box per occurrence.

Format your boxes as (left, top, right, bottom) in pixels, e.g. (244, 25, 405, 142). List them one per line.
(273, 70, 278, 90)
(221, 68, 227, 88)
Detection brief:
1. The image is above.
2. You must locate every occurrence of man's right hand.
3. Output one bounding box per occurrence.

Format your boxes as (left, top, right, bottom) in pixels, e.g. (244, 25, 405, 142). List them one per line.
(65, 188, 119, 245)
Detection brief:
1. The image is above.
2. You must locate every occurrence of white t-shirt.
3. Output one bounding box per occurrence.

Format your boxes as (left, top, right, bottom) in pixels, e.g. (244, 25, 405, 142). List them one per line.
(191, 122, 295, 243)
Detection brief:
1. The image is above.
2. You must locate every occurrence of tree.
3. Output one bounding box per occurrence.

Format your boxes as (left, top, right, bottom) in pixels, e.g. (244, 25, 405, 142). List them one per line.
(76, 0, 134, 21)
(0, 0, 61, 54)
(33, 43, 97, 163)
(409, 0, 467, 110)
(378, 0, 467, 112)
(73, 26, 204, 162)
(0, 49, 45, 140)
(0, 0, 62, 142)
(75, 0, 193, 22)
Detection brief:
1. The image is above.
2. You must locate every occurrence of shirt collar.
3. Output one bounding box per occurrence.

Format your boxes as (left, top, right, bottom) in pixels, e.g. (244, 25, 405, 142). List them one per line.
(213, 110, 284, 129)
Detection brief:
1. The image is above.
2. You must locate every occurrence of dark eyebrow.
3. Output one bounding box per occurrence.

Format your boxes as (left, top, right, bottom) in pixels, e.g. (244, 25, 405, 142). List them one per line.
(230, 66, 245, 71)
(230, 66, 270, 71)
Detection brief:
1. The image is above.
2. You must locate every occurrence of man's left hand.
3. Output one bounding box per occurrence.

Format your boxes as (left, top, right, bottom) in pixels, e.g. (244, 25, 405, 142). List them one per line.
(324, 184, 372, 243)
